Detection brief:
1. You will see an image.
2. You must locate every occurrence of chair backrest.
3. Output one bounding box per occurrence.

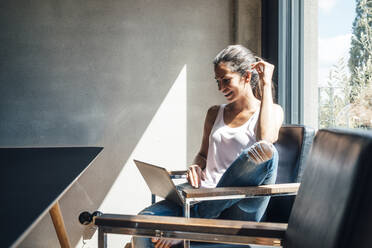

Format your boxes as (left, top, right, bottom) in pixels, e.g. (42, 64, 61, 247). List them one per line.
(264, 125, 315, 222)
(219, 125, 315, 222)
(274, 125, 315, 183)
(286, 129, 372, 248)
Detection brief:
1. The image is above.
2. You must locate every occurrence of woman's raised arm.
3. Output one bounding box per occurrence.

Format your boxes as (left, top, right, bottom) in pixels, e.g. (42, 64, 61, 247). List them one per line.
(251, 61, 284, 143)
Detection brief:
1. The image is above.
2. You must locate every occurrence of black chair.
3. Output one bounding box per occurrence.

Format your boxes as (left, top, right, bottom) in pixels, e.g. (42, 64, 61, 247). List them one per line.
(187, 125, 314, 247)
(145, 125, 314, 248)
(165, 125, 314, 224)
(90, 128, 372, 248)
(218, 125, 315, 223)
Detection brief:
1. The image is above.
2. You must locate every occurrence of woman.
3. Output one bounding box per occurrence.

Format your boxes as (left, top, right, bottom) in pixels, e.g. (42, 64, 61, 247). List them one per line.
(133, 45, 284, 248)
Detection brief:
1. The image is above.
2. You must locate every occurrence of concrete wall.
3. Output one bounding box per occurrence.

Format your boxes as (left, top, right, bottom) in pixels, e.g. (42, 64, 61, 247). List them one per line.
(235, 0, 262, 56)
(0, 1, 262, 247)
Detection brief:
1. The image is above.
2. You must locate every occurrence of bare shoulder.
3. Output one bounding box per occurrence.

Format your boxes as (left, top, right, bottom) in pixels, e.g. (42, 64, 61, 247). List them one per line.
(204, 105, 220, 129)
(273, 103, 284, 113)
(207, 105, 220, 116)
(273, 103, 284, 123)
(206, 105, 220, 122)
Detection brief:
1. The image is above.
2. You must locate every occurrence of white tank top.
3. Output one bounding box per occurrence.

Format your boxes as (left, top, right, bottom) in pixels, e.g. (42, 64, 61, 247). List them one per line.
(201, 104, 259, 188)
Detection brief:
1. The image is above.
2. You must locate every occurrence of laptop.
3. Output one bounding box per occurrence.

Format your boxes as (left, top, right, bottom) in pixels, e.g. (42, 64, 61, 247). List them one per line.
(134, 159, 188, 206)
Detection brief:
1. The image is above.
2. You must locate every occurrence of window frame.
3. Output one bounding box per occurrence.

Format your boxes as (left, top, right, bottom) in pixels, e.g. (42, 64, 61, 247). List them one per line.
(278, 0, 304, 124)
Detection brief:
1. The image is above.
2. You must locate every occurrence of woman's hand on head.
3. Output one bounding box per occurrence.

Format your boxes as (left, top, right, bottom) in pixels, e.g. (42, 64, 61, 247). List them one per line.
(251, 60, 275, 86)
(186, 164, 205, 188)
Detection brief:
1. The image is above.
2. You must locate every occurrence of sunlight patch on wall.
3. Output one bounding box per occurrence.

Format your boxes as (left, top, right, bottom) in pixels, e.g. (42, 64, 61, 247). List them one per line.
(101, 64, 187, 212)
(131, 65, 187, 167)
(81, 65, 187, 247)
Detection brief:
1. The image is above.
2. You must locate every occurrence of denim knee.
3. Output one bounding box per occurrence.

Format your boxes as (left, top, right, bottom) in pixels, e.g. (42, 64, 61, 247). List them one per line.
(263, 148, 279, 185)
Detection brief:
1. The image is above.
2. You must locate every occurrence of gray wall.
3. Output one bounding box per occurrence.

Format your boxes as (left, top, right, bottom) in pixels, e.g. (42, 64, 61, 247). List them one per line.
(0, 0, 233, 247)
(0, 1, 262, 247)
(0, 0, 233, 148)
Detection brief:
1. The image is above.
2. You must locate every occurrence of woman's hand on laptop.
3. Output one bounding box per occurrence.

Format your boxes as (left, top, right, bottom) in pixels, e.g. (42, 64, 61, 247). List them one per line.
(186, 164, 205, 188)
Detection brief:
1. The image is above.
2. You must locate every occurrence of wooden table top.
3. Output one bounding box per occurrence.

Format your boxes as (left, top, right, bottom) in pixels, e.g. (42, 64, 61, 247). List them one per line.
(182, 183, 300, 198)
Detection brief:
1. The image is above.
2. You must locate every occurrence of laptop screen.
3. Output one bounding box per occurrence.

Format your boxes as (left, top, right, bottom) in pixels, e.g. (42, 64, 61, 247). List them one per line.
(134, 160, 184, 206)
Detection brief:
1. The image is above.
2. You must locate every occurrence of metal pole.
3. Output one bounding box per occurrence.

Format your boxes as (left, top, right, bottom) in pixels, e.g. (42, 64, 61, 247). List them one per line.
(98, 228, 107, 248)
(183, 200, 191, 248)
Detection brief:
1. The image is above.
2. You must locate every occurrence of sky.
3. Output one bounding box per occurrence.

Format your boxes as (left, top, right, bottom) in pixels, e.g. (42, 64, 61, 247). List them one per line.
(318, 0, 356, 86)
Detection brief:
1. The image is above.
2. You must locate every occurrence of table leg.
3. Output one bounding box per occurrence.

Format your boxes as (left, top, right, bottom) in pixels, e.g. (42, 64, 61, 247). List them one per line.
(49, 202, 71, 248)
(98, 227, 107, 248)
(184, 201, 191, 248)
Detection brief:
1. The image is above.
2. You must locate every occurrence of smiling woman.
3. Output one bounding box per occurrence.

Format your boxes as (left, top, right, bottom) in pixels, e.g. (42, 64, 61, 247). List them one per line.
(132, 45, 284, 248)
(213, 47, 276, 104)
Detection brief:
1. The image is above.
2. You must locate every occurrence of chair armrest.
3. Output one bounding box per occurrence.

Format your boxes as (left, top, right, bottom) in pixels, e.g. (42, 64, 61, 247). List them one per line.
(168, 170, 187, 179)
(94, 214, 287, 246)
(182, 183, 300, 201)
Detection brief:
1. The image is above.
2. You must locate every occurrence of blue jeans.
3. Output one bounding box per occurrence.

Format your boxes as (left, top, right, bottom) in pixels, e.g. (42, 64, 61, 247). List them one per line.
(133, 146, 279, 247)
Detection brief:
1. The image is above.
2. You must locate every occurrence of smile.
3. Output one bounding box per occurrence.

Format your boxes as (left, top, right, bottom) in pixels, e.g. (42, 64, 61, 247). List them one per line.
(224, 92, 233, 97)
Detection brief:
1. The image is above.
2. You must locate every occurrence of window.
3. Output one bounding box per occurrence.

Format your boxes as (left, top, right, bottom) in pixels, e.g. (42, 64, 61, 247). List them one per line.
(317, 0, 372, 130)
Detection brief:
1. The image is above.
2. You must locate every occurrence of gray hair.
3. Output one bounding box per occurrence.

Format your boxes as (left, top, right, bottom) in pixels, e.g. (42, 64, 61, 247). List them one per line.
(213, 45, 263, 99)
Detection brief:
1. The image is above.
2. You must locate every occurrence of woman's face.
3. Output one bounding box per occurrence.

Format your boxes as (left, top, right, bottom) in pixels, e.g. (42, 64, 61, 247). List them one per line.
(214, 62, 249, 102)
